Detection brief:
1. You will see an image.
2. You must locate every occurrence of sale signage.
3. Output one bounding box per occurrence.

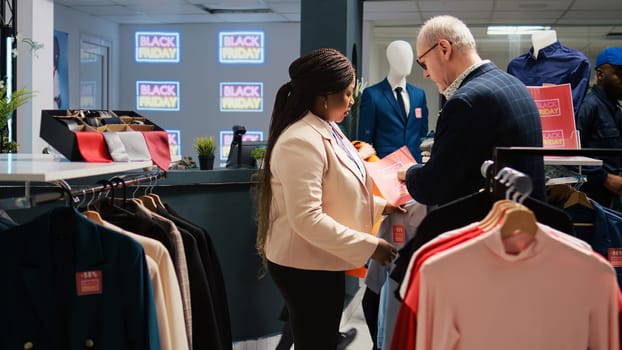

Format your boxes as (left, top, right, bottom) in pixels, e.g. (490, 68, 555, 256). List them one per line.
(136, 81, 180, 111)
(135, 32, 180, 63)
(219, 31, 264, 64)
(220, 82, 263, 112)
(219, 131, 263, 160)
(527, 83, 579, 149)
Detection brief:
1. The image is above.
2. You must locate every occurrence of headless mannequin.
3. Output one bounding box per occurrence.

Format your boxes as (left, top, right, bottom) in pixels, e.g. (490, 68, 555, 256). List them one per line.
(508, 28, 590, 114)
(386, 40, 414, 86)
(531, 30, 557, 59)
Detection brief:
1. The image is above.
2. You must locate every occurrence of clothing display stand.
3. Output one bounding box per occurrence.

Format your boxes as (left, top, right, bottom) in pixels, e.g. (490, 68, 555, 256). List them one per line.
(0, 153, 162, 209)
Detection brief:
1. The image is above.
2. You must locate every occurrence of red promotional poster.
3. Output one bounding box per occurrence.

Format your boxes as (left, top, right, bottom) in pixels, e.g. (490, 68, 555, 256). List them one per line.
(527, 83, 579, 149)
(364, 146, 416, 206)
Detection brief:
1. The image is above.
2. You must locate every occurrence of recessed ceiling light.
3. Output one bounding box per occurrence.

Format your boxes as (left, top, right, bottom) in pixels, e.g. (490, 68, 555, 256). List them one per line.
(487, 26, 552, 35)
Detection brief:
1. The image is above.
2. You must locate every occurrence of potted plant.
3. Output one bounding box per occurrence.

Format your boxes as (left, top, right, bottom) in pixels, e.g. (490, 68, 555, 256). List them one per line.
(193, 136, 216, 170)
(250, 147, 266, 169)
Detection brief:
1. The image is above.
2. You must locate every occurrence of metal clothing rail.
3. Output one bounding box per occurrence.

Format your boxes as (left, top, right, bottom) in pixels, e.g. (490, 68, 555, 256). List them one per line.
(0, 170, 164, 210)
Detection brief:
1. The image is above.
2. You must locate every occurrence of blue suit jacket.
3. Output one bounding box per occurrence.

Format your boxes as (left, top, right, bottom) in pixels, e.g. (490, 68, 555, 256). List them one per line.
(405, 62, 546, 206)
(0, 206, 160, 350)
(357, 78, 428, 162)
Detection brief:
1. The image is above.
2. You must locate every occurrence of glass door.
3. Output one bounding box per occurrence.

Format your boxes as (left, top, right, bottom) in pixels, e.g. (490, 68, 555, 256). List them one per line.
(80, 35, 110, 109)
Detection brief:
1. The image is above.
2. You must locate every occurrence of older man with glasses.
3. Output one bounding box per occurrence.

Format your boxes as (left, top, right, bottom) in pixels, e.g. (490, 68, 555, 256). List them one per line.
(398, 15, 546, 206)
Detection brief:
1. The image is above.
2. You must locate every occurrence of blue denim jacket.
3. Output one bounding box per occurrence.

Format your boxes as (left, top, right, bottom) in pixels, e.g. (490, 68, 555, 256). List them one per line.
(589, 199, 622, 288)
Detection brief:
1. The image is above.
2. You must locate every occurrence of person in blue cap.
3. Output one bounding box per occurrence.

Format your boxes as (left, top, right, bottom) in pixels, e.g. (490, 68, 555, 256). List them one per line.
(576, 47, 622, 210)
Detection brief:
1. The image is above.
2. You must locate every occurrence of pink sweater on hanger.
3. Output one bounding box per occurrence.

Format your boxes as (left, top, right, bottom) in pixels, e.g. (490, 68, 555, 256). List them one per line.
(415, 224, 619, 350)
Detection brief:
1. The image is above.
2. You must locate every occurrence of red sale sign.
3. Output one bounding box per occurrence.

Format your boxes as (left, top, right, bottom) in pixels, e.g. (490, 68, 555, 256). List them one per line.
(527, 83, 579, 149)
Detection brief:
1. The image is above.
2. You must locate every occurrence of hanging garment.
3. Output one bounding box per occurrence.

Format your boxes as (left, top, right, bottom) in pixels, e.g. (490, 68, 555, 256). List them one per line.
(364, 202, 426, 349)
(134, 200, 230, 350)
(160, 204, 233, 349)
(99, 220, 189, 350)
(507, 41, 591, 115)
(0, 206, 160, 350)
(408, 224, 619, 350)
(95, 198, 193, 348)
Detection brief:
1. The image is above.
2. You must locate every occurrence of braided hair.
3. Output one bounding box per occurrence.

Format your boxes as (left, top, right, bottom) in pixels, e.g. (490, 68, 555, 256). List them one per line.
(255, 48, 355, 274)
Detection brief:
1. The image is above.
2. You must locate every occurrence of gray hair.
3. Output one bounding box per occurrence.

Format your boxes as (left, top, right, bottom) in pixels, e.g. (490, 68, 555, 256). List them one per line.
(417, 15, 477, 52)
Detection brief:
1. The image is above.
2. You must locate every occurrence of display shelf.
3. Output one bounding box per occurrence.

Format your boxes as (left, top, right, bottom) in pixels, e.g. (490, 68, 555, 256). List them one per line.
(545, 176, 587, 186)
(543, 155, 602, 166)
(0, 154, 155, 182)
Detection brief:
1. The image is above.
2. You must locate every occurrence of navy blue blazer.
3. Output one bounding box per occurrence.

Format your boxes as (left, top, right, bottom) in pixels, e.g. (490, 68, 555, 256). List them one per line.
(357, 78, 428, 162)
(0, 206, 160, 350)
(405, 62, 546, 206)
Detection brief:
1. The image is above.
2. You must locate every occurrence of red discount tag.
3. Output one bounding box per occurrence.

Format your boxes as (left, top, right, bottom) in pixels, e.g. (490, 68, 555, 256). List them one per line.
(76, 270, 103, 296)
(393, 224, 405, 244)
(608, 248, 622, 268)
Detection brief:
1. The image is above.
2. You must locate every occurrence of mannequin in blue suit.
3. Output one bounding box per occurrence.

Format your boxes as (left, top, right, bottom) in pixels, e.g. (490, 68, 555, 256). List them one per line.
(358, 40, 429, 162)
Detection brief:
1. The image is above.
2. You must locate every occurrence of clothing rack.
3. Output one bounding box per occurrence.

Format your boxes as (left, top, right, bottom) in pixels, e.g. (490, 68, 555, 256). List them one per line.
(0, 170, 164, 210)
(484, 162, 532, 200)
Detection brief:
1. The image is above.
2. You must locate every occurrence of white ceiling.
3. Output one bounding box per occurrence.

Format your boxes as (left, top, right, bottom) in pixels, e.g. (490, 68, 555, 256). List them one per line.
(53, 0, 622, 28)
(53, 0, 622, 56)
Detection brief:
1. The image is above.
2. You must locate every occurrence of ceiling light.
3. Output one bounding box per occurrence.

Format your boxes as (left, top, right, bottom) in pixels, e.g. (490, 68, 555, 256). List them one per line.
(487, 26, 551, 35)
(197, 5, 272, 14)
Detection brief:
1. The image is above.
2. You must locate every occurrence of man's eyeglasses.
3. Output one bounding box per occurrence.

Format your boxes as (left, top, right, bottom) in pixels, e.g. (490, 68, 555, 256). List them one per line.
(416, 42, 440, 70)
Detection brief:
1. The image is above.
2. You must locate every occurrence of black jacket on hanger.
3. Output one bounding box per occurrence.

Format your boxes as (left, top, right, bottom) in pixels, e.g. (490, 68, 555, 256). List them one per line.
(159, 205, 232, 349)
(98, 199, 230, 350)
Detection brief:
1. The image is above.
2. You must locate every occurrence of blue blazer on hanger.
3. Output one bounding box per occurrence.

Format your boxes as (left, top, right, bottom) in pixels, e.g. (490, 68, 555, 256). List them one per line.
(357, 78, 428, 162)
(0, 206, 160, 350)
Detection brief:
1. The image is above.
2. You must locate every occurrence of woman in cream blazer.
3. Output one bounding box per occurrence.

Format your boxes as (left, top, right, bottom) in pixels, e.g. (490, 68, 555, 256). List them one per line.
(255, 48, 400, 350)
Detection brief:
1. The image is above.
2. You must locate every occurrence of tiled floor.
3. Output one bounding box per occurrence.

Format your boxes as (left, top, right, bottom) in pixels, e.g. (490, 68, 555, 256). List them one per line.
(232, 284, 373, 350)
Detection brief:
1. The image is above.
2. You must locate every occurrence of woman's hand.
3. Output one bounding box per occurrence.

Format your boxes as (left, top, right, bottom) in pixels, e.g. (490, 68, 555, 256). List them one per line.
(371, 238, 398, 266)
(356, 142, 377, 160)
(383, 202, 407, 216)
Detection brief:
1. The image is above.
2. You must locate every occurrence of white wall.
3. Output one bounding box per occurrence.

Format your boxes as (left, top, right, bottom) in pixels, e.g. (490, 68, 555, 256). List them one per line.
(54, 4, 121, 108)
(16, 0, 54, 153)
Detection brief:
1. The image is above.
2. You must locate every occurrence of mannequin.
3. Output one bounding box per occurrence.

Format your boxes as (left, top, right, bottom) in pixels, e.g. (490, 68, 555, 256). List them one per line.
(531, 30, 557, 59)
(357, 40, 428, 162)
(386, 40, 413, 85)
(507, 29, 590, 114)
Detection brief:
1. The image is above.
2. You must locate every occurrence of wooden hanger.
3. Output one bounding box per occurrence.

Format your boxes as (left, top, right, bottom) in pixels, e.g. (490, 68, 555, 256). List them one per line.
(145, 193, 166, 209)
(547, 184, 594, 210)
(479, 167, 527, 231)
(480, 166, 538, 238)
(499, 203, 538, 239)
(564, 190, 594, 210)
(138, 195, 158, 211)
(83, 210, 105, 225)
(478, 199, 514, 232)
